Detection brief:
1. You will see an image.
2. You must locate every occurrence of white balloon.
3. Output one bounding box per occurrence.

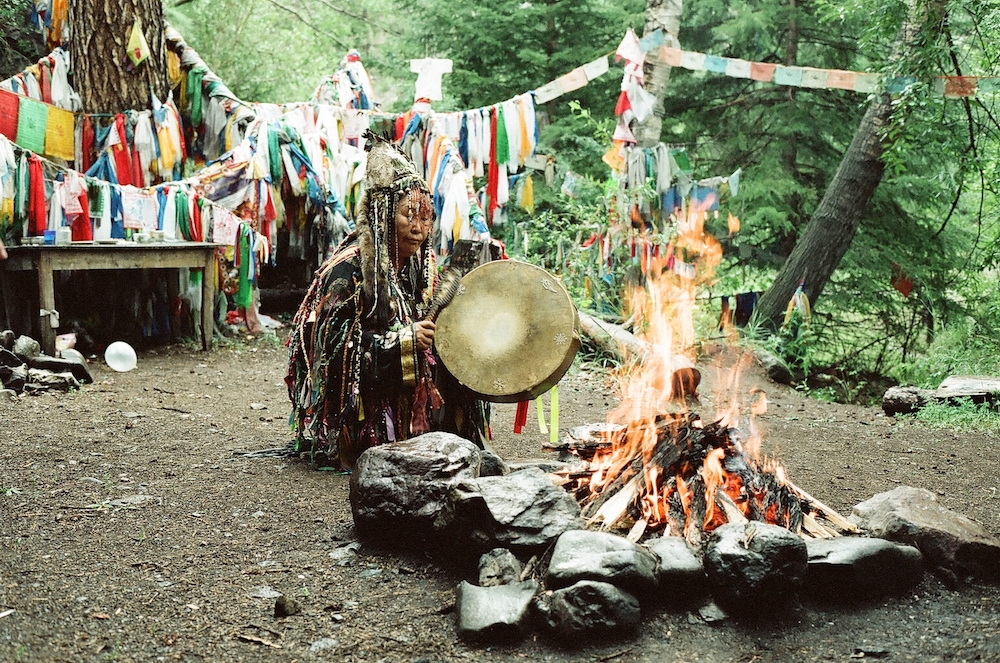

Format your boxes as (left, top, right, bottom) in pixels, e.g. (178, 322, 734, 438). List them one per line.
(104, 341, 137, 372)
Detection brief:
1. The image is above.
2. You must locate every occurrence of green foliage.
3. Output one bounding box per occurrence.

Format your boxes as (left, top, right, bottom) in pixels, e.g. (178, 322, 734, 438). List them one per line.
(0, 0, 44, 79)
(396, 0, 644, 116)
(908, 398, 1000, 436)
(166, 0, 410, 104)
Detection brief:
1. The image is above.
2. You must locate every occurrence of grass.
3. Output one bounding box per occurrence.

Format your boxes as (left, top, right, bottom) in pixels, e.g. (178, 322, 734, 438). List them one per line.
(905, 397, 1000, 435)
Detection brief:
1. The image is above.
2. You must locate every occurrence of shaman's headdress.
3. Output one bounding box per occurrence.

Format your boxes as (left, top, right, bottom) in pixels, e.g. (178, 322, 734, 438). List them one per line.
(356, 132, 434, 327)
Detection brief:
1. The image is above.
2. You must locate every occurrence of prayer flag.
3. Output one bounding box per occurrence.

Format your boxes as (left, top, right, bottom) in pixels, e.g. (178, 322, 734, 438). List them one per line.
(853, 73, 880, 94)
(826, 70, 856, 90)
(885, 76, 915, 93)
(944, 76, 977, 98)
(704, 55, 728, 74)
(0, 89, 18, 140)
(638, 29, 665, 53)
(582, 56, 609, 81)
(127, 18, 151, 67)
(800, 67, 829, 88)
(534, 80, 562, 104)
(556, 67, 588, 94)
(773, 65, 803, 87)
(616, 28, 645, 65)
(977, 77, 999, 93)
(749, 62, 776, 82)
(679, 51, 705, 71)
(44, 106, 75, 160)
(16, 97, 47, 153)
(932, 78, 947, 95)
(661, 46, 683, 67)
(725, 59, 752, 79)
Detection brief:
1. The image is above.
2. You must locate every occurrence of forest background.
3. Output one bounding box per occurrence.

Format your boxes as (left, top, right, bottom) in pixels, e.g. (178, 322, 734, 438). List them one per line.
(2, 0, 1000, 412)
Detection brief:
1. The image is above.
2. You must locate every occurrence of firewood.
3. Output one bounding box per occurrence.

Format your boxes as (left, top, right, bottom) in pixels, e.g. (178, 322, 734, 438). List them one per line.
(587, 475, 641, 529)
(626, 518, 648, 542)
(715, 491, 749, 524)
(784, 480, 860, 534)
(801, 513, 837, 539)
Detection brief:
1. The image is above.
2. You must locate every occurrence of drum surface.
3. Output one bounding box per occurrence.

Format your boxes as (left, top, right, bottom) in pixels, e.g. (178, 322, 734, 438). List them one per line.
(435, 260, 580, 402)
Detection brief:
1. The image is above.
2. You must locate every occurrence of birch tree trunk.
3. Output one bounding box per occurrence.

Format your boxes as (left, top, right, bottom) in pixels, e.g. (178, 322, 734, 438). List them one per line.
(69, 0, 169, 114)
(634, 0, 683, 148)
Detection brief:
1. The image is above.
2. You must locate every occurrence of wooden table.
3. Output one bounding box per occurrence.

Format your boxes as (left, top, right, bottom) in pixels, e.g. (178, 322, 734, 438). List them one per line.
(0, 242, 220, 355)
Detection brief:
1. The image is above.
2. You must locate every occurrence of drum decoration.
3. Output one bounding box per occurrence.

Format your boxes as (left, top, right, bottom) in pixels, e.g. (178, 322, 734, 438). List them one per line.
(435, 260, 581, 403)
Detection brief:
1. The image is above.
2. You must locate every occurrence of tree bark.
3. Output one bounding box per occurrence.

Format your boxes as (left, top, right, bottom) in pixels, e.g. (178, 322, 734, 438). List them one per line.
(69, 0, 169, 114)
(752, 92, 893, 330)
(634, 0, 683, 148)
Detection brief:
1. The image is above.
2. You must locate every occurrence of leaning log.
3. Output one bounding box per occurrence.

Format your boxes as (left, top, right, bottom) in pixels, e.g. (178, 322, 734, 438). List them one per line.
(577, 311, 700, 397)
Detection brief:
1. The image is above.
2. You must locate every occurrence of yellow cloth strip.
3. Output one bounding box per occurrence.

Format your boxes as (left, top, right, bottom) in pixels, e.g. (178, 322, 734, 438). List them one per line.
(549, 385, 559, 445)
(400, 329, 416, 388)
(535, 398, 547, 435)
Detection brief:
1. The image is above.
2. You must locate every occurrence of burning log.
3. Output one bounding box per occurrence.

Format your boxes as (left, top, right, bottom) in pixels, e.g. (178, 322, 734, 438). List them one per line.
(557, 413, 851, 543)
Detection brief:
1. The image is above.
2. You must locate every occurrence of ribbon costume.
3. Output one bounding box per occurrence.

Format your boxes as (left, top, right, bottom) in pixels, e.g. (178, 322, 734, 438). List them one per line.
(286, 134, 488, 469)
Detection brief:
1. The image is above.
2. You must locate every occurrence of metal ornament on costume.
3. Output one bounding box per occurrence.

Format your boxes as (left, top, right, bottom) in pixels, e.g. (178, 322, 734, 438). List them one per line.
(435, 260, 580, 402)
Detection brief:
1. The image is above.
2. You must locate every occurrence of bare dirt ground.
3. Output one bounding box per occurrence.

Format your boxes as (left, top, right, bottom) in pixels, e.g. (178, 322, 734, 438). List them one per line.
(2, 336, 999, 663)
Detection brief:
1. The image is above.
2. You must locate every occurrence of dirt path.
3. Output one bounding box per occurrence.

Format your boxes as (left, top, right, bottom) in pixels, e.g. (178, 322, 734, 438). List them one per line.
(1, 339, 998, 662)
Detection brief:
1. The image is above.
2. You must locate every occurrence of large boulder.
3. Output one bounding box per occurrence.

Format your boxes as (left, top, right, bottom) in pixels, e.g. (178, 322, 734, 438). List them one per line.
(546, 530, 658, 599)
(805, 537, 923, 602)
(349, 432, 481, 545)
(449, 467, 584, 553)
(703, 522, 808, 617)
(850, 486, 1000, 583)
(455, 580, 538, 642)
(539, 580, 641, 642)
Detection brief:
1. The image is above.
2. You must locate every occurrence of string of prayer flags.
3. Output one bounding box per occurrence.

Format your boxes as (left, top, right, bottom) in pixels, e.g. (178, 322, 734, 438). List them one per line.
(661, 45, 997, 98)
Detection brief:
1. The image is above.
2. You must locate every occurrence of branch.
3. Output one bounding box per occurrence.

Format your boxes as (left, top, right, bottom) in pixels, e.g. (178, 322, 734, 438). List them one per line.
(313, 0, 383, 30)
(260, 0, 348, 50)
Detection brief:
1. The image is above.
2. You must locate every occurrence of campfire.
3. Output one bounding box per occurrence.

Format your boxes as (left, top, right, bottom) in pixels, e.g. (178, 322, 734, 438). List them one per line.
(553, 200, 856, 544)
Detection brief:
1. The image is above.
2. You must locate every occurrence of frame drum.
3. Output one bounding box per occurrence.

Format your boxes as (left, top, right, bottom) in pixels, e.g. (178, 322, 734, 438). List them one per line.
(435, 260, 581, 402)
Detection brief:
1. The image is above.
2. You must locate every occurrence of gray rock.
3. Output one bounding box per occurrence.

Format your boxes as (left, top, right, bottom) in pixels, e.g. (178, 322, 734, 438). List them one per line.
(12, 335, 40, 362)
(541, 580, 641, 641)
(479, 548, 523, 587)
(0, 329, 14, 350)
(479, 449, 509, 477)
(0, 363, 26, 393)
(309, 637, 339, 652)
(882, 386, 932, 416)
(0, 389, 16, 402)
(24, 369, 80, 392)
(546, 530, 658, 598)
(850, 486, 1000, 582)
(349, 432, 481, 544)
(506, 458, 580, 474)
(274, 594, 300, 617)
(455, 580, 537, 641)
(449, 467, 585, 552)
(647, 536, 707, 601)
(28, 355, 93, 384)
(703, 522, 808, 617)
(0, 347, 20, 367)
(805, 537, 923, 601)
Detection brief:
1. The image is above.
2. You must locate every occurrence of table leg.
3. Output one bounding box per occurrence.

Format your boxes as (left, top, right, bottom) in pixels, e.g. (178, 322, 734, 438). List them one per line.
(37, 253, 56, 355)
(201, 252, 215, 351)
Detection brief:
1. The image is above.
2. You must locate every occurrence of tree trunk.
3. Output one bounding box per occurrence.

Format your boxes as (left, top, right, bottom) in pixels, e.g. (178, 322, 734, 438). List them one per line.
(69, 0, 169, 114)
(752, 0, 943, 331)
(634, 0, 683, 148)
(752, 93, 893, 330)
